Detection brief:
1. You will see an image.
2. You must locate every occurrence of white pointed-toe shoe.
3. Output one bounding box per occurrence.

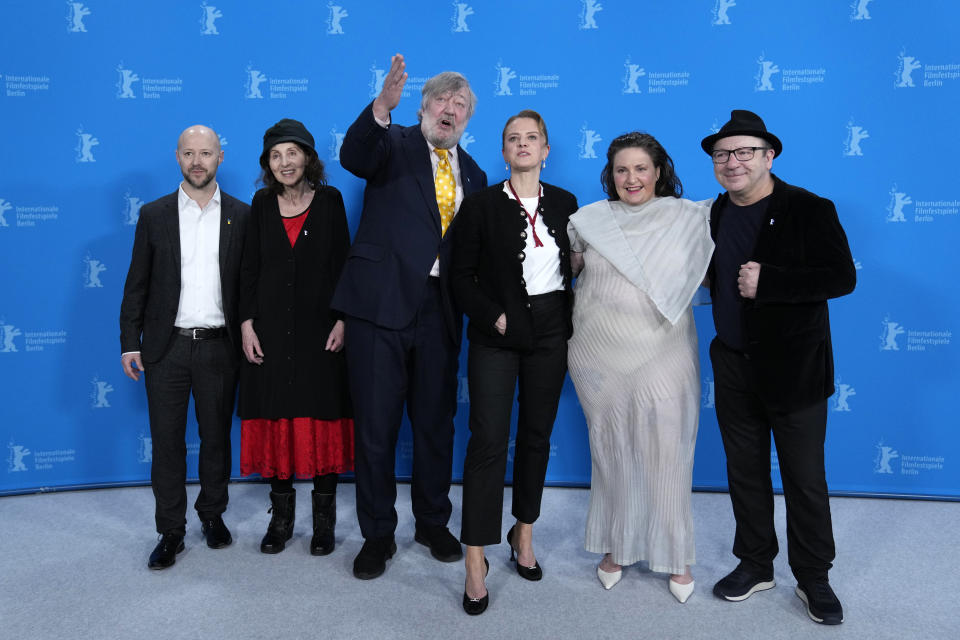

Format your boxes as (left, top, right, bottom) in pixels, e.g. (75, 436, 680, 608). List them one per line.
(669, 578, 695, 603)
(597, 564, 623, 590)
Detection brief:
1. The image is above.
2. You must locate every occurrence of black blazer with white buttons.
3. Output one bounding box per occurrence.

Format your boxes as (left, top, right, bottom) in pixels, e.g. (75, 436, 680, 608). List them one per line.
(450, 181, 578, 351)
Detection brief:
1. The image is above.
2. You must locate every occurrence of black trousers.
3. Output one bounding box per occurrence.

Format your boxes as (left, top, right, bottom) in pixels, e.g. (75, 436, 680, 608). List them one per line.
(710, 337, 835, 582)
(344, 278, 459, 540)
(460, 292, 568, 546)
(144, 333, 238, 536)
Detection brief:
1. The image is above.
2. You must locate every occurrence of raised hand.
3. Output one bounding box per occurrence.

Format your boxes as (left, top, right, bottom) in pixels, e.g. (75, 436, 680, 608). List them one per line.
(373, 53, 408, 122)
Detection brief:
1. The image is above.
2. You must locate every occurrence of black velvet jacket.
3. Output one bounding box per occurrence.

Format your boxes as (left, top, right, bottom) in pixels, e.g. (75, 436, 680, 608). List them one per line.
(450, 181, 578, 351)
(708, 175, 856, 412)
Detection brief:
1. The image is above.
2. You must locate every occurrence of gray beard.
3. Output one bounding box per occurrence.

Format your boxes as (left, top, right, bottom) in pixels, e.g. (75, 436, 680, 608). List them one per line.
(425, 132, 460, 150)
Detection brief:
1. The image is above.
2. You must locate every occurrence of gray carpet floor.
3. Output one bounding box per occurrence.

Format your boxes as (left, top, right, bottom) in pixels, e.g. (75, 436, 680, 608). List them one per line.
(1, 483, 957, 639)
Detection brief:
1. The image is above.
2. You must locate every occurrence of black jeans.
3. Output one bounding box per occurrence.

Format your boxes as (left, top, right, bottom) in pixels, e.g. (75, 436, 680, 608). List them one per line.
(144, 333, 238, 536)
(460, 292, 568, 546)
(710, 337, 835, 582)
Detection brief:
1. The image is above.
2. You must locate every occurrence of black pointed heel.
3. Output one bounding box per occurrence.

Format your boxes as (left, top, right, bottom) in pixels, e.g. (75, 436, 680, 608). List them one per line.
(506, 525, 543, 581)
(462, 557, 490, 615)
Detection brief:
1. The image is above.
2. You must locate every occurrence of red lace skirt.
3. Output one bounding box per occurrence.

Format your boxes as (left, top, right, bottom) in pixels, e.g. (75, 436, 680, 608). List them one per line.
(240, 417, 354, 479)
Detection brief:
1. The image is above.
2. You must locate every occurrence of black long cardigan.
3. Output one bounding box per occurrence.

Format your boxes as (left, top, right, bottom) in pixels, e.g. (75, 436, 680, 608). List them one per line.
(449, 181, 578, 351)
(237, 186, 352, 420)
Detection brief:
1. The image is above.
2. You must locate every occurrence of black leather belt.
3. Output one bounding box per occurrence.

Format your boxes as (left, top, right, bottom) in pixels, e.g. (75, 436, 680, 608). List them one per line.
(176, 327, 226, 340)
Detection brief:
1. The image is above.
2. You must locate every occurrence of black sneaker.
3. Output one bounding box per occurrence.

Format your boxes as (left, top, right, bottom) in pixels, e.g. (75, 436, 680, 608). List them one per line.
(713, 564, 776, 601)
(795, 580, 844, 625)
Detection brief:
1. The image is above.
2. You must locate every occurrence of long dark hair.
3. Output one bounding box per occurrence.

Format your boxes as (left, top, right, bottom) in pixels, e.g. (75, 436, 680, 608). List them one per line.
(258, 142, 327, 195)
(600, 131, 682, 199)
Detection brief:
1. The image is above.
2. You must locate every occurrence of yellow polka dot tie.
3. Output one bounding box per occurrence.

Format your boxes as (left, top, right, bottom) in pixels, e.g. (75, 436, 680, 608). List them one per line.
(434, 148, 456, 236)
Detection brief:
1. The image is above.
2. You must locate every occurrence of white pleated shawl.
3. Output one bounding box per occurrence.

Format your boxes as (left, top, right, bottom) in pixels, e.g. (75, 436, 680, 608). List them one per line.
(568, 197, 714, 325)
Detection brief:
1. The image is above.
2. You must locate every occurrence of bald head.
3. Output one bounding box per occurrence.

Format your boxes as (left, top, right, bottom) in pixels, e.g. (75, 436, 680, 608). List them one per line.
(176, 124, 223, 192)
(177, 124, 220, 152)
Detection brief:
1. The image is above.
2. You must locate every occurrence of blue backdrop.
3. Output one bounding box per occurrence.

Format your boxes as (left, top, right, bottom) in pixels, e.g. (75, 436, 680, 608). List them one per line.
(2, 0, 957, 498)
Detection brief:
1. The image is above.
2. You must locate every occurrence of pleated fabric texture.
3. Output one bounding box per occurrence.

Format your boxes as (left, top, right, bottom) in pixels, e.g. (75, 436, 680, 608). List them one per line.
(568, 240, 700, 574)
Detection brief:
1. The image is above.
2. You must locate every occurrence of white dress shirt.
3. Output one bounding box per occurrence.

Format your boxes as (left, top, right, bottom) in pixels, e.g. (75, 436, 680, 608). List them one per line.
(503, 181, 564, 295)
(174, 183, 225, 328)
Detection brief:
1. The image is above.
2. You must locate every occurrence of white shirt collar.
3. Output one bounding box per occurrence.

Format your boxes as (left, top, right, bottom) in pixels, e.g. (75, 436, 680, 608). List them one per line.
(502, 180, 543, 200)
(178, 183, 222, 211)
(427, 140, 458, 164)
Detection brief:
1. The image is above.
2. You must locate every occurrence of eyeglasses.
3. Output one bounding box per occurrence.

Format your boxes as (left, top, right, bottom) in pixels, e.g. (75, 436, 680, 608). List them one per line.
(711, 146, 770, 164)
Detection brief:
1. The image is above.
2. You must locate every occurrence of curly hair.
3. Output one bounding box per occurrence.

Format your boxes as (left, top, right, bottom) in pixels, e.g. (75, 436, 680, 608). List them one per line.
(258, 142, 326, 195)
(417, 71, 477, 121)
(600, 131, 683, 200)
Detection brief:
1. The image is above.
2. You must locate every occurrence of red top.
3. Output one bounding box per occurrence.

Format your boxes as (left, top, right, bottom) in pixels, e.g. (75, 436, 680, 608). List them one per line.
(281, 208, 310, 246)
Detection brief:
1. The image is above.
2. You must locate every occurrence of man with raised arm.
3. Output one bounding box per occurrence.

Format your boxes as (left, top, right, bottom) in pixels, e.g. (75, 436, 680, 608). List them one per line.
(333, 54, 487, 579)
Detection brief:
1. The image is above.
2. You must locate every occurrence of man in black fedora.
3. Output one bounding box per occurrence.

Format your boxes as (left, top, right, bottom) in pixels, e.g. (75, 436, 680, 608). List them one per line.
(701, 110, 855, 625)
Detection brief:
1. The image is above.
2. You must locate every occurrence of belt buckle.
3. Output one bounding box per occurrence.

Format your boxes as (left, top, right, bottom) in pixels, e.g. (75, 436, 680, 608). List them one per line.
(192, 328, 200, 340)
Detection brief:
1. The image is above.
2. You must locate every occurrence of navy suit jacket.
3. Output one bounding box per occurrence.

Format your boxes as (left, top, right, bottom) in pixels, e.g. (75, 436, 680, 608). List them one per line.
(119, 189, 249, 363)
(332, 102, 487, 345)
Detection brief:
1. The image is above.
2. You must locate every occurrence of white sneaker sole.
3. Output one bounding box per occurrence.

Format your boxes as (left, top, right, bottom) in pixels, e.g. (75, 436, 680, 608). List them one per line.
(720, 579, 775, 602)
(795, 586, 844, 624)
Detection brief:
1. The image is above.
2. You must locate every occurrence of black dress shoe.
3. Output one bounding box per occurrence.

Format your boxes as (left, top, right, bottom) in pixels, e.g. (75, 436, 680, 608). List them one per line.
(200, 515, 232, 549)
(414, 524, 463, 562)
(506, 525, 542, 581)
(148, 534, 184, 570)
(462, 557, 490, 615)
(353, 536, 397, 580)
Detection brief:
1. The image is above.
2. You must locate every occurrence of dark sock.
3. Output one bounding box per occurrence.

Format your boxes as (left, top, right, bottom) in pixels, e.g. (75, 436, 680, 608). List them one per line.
(313, 473, 338, 494)
(270, 477, 295, 494)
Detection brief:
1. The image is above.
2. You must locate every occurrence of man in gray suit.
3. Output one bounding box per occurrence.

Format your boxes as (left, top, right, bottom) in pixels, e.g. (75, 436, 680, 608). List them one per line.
(119, 125, 249, 570)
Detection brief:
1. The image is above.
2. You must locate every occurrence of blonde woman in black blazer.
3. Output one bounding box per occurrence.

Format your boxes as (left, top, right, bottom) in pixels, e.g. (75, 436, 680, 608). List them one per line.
(450, 110, 578, 615)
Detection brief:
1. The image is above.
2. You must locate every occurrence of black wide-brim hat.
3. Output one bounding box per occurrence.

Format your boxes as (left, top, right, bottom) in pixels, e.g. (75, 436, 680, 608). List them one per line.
(701, 109, 782, 157)
(261, 118, 315, 162)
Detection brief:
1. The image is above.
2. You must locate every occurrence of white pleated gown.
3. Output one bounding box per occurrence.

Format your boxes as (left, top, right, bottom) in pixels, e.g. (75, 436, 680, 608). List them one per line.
(568, 202, 704, 574)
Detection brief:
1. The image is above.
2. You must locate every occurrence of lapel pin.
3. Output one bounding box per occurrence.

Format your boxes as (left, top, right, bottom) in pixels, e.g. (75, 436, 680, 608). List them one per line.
(304, 230, 308, 236)
(227, 218, 232, 225)
(769, 218, 775, 225)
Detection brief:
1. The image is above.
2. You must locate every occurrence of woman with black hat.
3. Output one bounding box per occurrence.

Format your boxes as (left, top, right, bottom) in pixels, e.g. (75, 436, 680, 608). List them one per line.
(238, 118, 354, 556)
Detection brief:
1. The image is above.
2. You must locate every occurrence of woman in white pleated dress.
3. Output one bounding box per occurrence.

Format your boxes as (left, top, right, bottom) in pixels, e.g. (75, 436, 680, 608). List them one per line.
(567, 132, 713, 603)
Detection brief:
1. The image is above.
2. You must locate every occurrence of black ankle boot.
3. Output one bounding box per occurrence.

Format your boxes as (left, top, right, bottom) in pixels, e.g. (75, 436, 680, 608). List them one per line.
(310, 491, 336, 556)
(260, 490, 296, 554)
